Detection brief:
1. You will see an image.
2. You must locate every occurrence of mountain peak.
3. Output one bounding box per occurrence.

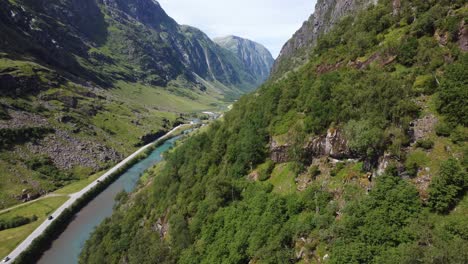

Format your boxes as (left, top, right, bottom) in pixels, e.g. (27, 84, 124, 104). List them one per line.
(271, 0, 375, 78)
(214, 36, 275, 84)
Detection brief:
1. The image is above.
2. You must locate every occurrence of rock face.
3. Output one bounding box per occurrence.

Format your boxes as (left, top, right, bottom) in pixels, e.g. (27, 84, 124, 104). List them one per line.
(459, 20, 468, 52)
(305, 129, 354, 160)
(270, 129, 355, 163)
(271, 0, 374, 77)
(409, 114, 438, 141)
(270, 139, 291, 163)
(0, 0, 272, 94)
(214, 36, 275, 84)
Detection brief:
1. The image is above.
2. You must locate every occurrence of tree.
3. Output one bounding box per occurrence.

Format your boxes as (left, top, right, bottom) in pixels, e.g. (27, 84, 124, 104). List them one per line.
(437, 54, 468, 126)
(428, 158, 467, 213)
(397, 37, 418, 66)
(330, 172, 421, 263)
(345, 119, 384, 157)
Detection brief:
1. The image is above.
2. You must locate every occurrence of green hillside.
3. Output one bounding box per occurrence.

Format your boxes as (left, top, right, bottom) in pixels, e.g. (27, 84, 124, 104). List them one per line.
(0, 0, 274, 209)
(81, 0, 467, 263)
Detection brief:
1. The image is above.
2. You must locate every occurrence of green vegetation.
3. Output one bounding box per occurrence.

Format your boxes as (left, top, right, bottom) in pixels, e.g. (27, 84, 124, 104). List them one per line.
(0, 127, 54, 149)
(268, 163, 297, 194)
(428, 158, 467, 213)
(0, 215, 37, 231)
(436, 55, 468, 126)
(25, 156, 76, 186)
(0, 0, 236, 210)
(0, 196, 68, 259)
(331, 171, 421, 263)
(415, 139, 435, 150)
(405, 150, 429, 177)
(254, 159, 275, 181)
(81, 0, 468, 263)
(53, 172, 102, 195)
(14, 141, 165, 264)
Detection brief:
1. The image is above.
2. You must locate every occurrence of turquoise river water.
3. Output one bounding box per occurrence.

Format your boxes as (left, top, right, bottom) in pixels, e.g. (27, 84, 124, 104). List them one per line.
(37, 135, 181, 264)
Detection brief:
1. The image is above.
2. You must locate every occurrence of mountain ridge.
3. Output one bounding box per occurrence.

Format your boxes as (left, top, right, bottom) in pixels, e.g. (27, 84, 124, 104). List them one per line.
(214, 35, 275, 84)
(271, 0, 375, 78)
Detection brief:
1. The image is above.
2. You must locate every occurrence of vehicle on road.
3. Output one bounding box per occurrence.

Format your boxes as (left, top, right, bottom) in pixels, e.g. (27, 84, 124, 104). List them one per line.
(2, 256, 10, 262)
(48, 216, 54, 220)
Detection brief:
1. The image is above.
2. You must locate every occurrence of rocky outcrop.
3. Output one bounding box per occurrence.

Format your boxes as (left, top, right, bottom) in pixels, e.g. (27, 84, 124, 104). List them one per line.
(25, 130, 122, 171)
(270, 139, 290, 163)
(0, 110, 49, 129)
(270, 128, 355, 163)
(271, 0, 374, 77)
(409, 114, 438, 142)
(305, 129, 354, 160)
(459, 20, 468, 52)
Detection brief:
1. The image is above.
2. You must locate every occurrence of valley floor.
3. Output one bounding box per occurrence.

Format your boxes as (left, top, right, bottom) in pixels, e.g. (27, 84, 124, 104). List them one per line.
(1, 124, 190, 262)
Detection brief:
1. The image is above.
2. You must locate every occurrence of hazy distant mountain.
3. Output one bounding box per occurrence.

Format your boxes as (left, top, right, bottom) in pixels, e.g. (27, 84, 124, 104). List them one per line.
(215, 35, 275, 84)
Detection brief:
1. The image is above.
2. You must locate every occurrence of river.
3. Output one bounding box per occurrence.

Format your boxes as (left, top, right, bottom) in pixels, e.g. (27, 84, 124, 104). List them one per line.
(37, 135, 181, 264)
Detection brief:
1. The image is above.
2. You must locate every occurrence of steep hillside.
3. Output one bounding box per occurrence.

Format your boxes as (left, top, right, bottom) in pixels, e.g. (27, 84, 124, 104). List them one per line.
(81, 0, 467, 263)
(271, 0, 375, 78)
(214, 36, 275, 84)
(0, 0, 272, 209)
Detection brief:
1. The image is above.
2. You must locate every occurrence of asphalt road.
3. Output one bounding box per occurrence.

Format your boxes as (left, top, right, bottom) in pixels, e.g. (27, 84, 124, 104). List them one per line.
(4, 124, 188, 263)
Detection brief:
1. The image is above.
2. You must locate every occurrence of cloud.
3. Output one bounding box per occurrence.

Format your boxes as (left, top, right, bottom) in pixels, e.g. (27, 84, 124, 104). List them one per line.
(158, 0, 317, 58)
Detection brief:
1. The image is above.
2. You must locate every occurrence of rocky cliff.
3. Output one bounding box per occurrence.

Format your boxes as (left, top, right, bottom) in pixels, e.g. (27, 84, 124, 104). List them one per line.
(0, 0, 271, 93)
(270, 128, 356, 164)
(214, 36, 275, 84)
(271, 0, 375, 78)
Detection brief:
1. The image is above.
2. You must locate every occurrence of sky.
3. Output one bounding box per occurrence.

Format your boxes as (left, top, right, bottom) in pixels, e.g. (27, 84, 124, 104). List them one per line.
(158, 0, 317, 58)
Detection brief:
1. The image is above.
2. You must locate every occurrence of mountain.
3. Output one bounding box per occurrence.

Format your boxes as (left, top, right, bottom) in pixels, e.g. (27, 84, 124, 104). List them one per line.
(214, 36, 275, 84)
(0, 0, 273, 209)
(271, 0, 374, 78)
(0, 0, 270, 93)
(81, 0, 468, 263)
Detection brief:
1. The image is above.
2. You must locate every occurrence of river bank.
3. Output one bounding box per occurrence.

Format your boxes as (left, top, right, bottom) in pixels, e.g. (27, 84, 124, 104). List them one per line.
(6, 124, 190, 264)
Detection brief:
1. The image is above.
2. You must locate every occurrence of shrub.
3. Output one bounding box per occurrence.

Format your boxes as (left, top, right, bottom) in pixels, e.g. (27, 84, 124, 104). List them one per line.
(331, 162, 345, 177)
(413, 75, 437, 95)
(345, 119, 384, 157)
(0, 127, 54, 149)
(0, 104, 10, 120)
(415, 139, 434, 150)
(0, 215, 38, 231)
(428, 159, 467, 213)
(412, 13, 435, 37)
(26, 156, 75, 183)
(405, 150, 429, 177)
(435, 121, 452, 137)
(397, 37, 418, 66)
(450, 126, 467, 144)
(308, 165, 321, 178)
(257, 160, 275, 181)
(436, 54, 468, 126)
